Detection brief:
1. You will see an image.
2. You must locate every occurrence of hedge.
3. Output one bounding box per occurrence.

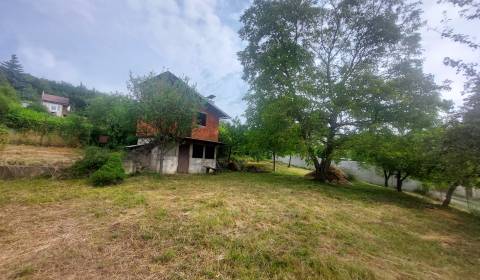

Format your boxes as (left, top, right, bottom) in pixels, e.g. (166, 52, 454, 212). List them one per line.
(5, 106, 92, 145)
(89, 152, 126, 186)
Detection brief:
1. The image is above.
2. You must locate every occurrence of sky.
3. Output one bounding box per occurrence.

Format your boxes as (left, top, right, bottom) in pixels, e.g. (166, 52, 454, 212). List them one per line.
(0, 0, 477, 119)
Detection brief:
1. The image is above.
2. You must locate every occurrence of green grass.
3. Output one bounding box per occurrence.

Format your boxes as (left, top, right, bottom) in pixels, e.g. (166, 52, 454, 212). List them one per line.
(0, 170, 479, 279)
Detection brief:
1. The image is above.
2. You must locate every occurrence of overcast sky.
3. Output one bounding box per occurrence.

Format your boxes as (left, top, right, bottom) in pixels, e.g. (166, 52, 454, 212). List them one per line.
(0, 0, 477, 118)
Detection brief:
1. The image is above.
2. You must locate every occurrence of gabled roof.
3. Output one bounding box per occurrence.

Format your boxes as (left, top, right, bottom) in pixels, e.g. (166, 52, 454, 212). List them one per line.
(41, 92, 69, 106)
(153, 71, 230, 119)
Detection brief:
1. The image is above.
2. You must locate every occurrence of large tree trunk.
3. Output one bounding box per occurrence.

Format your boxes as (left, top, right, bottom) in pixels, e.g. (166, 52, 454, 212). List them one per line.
(317, 139, 334, 182)
(307, 146, 321, 177)
(157, 147, 165, 174)
(315, 125, 336, 182)
(272, 151, 276, 172)
(288, 155, 292, 168)
(383, 169, 391, 187)
(396, 171, 403, 192)
(442, 184, 458, 207)
(395, 171, 409, 192)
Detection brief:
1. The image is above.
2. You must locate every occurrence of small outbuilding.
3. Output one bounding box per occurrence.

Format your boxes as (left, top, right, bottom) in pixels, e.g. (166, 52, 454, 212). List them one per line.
(124, 71, 230, 174)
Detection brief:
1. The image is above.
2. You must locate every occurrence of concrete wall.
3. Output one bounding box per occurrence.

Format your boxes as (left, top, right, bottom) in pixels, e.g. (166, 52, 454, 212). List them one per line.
(125, 141, 217, 174)
(42, 101, 64, 117)
(150, 144, 178, 174)
(336, 160, 421, 191)
(276, 156, 422, 191)
(188, 144, 216, 174)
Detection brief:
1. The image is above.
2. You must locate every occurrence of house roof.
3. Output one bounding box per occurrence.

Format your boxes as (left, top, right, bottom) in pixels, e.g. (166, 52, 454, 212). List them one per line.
(153, 71, 230, 119)
(41, 92, 69, 106)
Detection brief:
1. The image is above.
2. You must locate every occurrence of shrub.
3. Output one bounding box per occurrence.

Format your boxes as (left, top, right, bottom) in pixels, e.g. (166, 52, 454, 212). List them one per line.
(0, 125, 8, 149)
(26, 102, 49, 113)
(69, 146, 110, 177)
(0, 84, 18, 120)
(90, 153, 125, 186)
(5, 107, 92, 146)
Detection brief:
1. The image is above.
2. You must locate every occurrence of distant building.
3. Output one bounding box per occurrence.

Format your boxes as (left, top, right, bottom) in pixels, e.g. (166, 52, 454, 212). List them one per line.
(41, 91, 70, 117)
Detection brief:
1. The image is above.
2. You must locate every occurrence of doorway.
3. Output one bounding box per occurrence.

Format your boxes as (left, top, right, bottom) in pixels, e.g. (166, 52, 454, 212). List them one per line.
(177, 143, 190, 173)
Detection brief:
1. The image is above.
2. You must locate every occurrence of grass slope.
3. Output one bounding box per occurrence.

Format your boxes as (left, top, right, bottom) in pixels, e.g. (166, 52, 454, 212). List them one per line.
(0, 144, 81, 167)
(0, 169, 479, 279)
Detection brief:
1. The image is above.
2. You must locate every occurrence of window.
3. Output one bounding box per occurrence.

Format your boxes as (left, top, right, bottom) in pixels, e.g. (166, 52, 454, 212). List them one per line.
(205, 145, 215, 159)
(192, 144, 204, 158)
(49, 104, 59, 112)
(197, 112, 207, 126)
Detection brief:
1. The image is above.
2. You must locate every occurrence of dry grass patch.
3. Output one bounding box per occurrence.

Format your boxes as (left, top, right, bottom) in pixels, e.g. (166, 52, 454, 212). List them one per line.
(0, 172, 479, 279)
(0, 144, 81, 167)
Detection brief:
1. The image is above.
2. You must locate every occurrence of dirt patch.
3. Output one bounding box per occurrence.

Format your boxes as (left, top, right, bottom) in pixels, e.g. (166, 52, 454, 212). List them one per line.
(305, 165, 351, 185)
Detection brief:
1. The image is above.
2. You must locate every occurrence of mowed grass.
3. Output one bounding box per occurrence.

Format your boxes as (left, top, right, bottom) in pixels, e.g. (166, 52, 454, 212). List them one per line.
(1, 168, 480, 279)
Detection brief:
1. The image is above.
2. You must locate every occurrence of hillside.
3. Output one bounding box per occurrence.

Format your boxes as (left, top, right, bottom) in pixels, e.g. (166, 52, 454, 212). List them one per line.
(1, 171, 479, 279)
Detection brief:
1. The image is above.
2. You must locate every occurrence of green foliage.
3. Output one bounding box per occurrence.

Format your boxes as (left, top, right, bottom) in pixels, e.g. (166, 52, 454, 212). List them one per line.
(0, 125, 8, 149)
(89, 152, 126, 186)
(219, 117, 249, 160)
(70, 146, 110, 177)
(0, 83, 18, 120)
(85, 94, 137, 147)
(246, 97, 302, 167)
(0, 54, 26, 94)
(4, 106, 92, 145)
(239, 0, 446, 181)
(26, 102, 49, 113)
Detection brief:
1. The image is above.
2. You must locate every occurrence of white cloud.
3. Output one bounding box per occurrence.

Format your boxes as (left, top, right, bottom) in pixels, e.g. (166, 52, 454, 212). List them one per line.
(27, 0, 96, 24)
(126, 0, 242, 83)
(421, 0, 479, 107)
(18, 45, 80, 83)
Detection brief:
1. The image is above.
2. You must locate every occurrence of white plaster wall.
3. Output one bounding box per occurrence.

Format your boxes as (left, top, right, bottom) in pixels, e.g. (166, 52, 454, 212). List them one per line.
(150, 144, 179, 174)
(189, 158, 216, 173)
(42, 101, 63, 117)
(188, 144, 216, 174)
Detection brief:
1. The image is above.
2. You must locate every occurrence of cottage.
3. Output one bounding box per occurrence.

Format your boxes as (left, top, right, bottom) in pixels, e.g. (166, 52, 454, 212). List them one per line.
(125, 71, 230, 174)
(41, 91, 70, 117)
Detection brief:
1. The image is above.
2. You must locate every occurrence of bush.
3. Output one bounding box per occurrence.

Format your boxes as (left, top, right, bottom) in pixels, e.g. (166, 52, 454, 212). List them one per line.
(89, 153, 125, 186)
(0, 84, 18, 120)
(69, 146, 110, 177)
(5, 107, 92, 146)
(0, 125, 8, 149)
(26, 102, 49, 113)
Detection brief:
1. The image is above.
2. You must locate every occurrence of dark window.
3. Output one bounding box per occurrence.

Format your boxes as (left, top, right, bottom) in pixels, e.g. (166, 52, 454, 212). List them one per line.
(192, 144, 204, 158)
(197, 112, 207, 126)
(205, 145, 215, 159)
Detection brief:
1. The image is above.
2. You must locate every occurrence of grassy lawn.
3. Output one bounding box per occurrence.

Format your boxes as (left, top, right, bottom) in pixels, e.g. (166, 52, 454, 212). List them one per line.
(1, 166, 479, 279)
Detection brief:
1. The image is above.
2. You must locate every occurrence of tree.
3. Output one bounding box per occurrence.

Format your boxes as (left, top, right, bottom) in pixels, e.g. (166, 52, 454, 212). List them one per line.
(439, 0, 479, 98)
(85, 94, 137, 147)
(0, 54, 26, 95)
(246, 97, 301, 171)
(128, 72, 202, 174)
(239, 0, 445, 182)
(350, 129, 436, 192)
(219, 117, 248, 162)
(423, 110, 480, 207)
